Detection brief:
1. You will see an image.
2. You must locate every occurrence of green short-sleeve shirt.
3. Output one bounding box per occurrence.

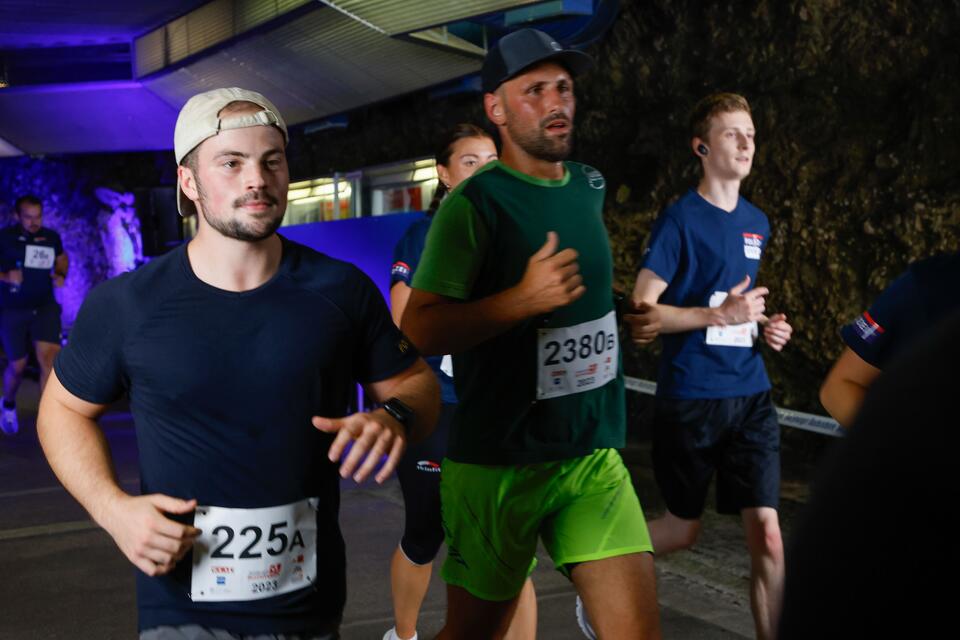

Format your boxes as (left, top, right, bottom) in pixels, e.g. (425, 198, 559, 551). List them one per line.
(413, 160, 625, 464)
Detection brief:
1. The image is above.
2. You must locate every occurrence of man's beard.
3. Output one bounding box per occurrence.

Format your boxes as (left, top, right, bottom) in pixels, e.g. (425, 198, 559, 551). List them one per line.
(505, 111, 574, 162)
(196, 178, 284, 242)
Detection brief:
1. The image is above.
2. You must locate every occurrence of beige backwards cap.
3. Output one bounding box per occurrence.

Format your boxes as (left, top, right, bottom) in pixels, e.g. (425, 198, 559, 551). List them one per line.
(173, 87, 288, 216)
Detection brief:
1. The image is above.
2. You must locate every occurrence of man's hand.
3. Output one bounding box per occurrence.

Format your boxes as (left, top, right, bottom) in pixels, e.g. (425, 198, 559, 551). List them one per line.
(624, 300, 661, 345)
(714, 275, 768, 325)
(761, 313, 793, 352)
(314, 410, 406, 484)
(51, 273, 66, 287)
(6, 269, 22, 286)
(513, 232, 585, 316)
(101, 494, 201, 577)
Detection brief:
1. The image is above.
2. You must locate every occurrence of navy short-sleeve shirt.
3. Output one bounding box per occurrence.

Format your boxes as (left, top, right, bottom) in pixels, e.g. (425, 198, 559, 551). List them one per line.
(55, 237, 419, 634)
(391, 215, 457, 404)
(0, 225, 64, 308)
(841, 251, 960, 369)
(641, 190, 772, 399)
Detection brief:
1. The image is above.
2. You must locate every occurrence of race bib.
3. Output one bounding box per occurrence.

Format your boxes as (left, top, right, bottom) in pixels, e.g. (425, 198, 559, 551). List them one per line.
(537, 311, 619, 400)
(24, 245, 55, 270)
(190, 498, 318, 602)
(440, 354, 454, 378)
(705, 291, 757, 348)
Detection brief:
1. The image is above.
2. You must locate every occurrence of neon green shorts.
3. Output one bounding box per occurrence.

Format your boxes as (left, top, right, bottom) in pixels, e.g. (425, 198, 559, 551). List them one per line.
(440, 448, 653, 601)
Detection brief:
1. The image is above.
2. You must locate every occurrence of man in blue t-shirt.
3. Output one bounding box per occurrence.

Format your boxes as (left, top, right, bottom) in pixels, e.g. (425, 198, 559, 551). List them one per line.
(0, 194, 68, 436)
(820, 251, 960, 427)
(36, 87, 439, 640)
(631, 93, 793, 640)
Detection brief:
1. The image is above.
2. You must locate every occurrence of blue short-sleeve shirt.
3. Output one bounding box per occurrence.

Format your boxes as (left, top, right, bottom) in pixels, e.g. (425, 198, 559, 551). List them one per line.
(641, 190, 772, 399)
(0, 225, 64, 308)
(841, 251, 960, 369)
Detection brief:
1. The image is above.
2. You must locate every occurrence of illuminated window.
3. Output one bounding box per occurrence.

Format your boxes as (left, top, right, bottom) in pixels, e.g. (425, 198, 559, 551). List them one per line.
(285, 173, 359, 224)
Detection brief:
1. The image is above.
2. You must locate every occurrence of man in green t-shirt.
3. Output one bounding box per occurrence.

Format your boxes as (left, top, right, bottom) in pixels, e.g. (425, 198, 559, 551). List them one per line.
(402, 28, 662, 640)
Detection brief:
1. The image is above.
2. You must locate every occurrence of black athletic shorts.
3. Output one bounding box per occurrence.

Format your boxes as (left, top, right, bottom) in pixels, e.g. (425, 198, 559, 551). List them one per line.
(0, 301, 61, 361)
(652, 390, 780, 519)
(395, 402, 453, 565)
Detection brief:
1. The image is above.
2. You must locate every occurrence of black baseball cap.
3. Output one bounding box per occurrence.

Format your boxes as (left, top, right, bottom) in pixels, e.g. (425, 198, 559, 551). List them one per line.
(481, 28, 594, 94)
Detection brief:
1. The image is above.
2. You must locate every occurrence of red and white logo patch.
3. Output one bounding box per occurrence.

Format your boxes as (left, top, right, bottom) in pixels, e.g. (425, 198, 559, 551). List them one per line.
(416, 460, 441, 473)
(853, 311, 884, 344)
(391, 261, 411, 280)
(742, 233, 763, 260)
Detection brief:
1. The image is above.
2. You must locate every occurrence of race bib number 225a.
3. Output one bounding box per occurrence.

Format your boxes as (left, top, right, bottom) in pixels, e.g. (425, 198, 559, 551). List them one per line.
(190, 498, 318, 602)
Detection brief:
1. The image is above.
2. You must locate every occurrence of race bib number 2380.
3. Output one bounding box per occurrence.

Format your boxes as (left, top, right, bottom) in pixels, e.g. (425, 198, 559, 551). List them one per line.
(190, 498, 318, 602)
(537, 311, 619, 400)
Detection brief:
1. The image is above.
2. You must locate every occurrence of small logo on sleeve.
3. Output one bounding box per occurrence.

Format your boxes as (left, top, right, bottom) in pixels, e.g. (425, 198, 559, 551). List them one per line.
(582, 166, 606, 190)
(391, 261, 411, 280)
(397, 337, 411, 354)
(743, 233, 763, 260)
(853, 312, 885, 344)
(416, 460, 442, 473)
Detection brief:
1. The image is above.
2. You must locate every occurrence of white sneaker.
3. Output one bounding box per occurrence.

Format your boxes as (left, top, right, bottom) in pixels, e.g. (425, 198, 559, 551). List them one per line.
(576, 595, 597, 639)
(383, 627, 417, 640)
(0, 407, 17, 435)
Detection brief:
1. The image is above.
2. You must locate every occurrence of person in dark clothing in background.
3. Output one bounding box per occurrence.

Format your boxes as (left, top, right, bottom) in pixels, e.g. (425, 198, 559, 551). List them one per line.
(0, 194, 68, 435)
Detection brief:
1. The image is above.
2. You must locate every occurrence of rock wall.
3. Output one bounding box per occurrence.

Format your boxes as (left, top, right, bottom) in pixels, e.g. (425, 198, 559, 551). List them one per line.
(0, 152, 173, 327)
(582, 0, 960, 413)
(0, 156, 110, 329)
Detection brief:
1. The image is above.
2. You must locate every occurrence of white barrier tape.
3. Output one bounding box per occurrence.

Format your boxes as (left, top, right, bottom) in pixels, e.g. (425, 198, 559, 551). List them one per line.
(774, 407, 844, 438)
(623, 376, 843, 438)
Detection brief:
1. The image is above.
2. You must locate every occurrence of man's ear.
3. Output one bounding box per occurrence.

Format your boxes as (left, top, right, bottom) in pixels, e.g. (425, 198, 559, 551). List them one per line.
(484, 92, 506, 126)
(692, 137, 709, 158)
(178, 165, 199, 201)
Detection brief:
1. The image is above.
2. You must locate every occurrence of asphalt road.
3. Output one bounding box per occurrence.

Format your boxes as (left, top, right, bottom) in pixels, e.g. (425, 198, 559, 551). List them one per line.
(1, 377, 819, 639)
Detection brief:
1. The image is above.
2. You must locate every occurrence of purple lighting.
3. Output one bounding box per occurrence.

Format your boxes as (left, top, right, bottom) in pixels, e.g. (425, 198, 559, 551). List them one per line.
(279, 212, 424, 301)
(0, 82, 178, 154)
(0, 156, 112, 329)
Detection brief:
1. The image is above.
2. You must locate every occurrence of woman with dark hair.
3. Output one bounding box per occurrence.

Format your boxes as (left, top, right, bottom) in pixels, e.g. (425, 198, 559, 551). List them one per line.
(385, 124, 536, 640)
(388, 124, 497, 320)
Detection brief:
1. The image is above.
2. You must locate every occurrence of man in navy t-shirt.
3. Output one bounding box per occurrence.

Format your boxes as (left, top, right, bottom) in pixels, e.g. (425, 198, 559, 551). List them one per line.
(631, 93, 793, 640)
(36, 87, 439, 640)
(820, 251, 960, 427)
(0, 194, 68, 436)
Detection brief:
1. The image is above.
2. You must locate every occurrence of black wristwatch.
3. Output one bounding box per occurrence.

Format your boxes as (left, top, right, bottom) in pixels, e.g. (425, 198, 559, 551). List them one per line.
(382, 397, 414, 435)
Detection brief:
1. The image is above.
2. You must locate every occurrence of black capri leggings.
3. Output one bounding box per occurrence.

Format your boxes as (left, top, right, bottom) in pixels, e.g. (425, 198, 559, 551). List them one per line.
(395, 402, 454, 565)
